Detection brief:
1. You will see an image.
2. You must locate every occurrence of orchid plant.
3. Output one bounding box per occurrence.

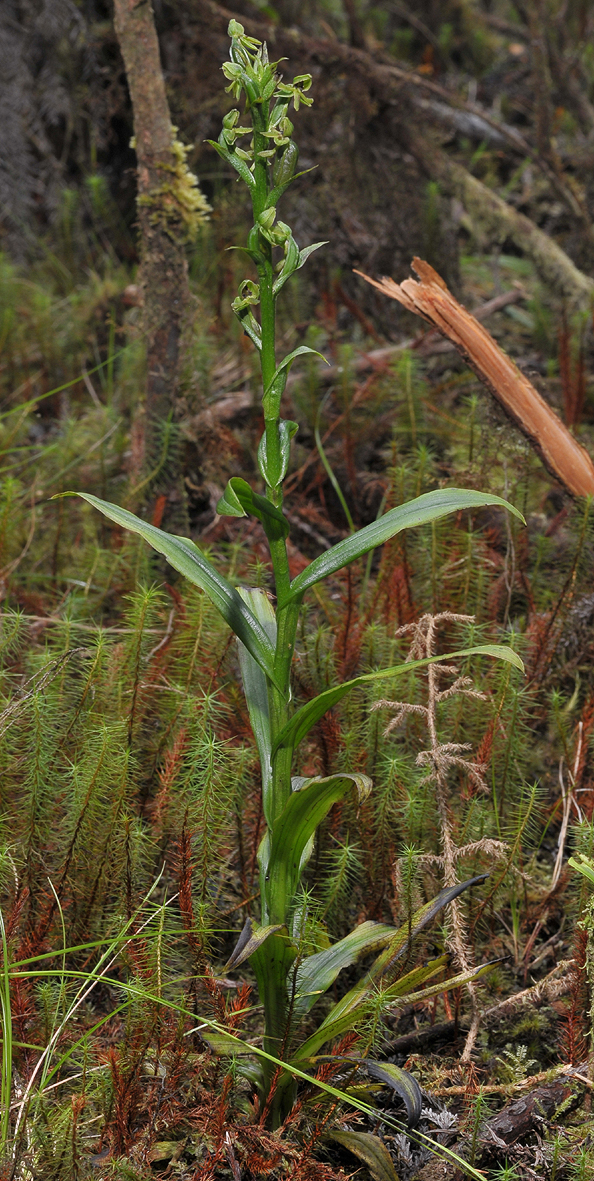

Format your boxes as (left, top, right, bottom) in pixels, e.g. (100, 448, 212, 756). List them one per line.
(67, 20, 524, 1134)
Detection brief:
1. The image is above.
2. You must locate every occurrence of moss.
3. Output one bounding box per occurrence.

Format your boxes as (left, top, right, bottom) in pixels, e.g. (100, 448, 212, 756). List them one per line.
(135, 125, 211, 243)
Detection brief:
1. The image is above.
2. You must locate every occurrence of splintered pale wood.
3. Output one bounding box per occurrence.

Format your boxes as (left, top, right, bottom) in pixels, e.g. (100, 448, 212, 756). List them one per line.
(355, 258, 594, 498)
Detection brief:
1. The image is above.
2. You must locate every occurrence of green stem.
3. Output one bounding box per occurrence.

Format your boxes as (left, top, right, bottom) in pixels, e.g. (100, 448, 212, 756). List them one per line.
(251, 115, 285, 498)
(246, 87, 305, 1126)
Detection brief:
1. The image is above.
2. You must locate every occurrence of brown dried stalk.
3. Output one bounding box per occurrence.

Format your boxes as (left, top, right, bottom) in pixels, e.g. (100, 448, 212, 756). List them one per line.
(355, 258, 594, 499)
(373, 612, 499, 1061)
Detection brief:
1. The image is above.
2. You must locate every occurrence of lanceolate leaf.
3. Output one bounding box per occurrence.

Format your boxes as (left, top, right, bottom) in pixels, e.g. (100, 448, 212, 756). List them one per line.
(326, 1131, 400, 1181)
(294, 921, 400, 1020)
(66, 493, 280, 686)
(292, 876, 488, 1060)
(265, 774, 372, 924)
(364, 874, 488, 980)
(271, 645, 524, 758)
(237, 588, 276, 821)
(266, 166, 318, 210)
(258, 419, 299, 488)
(384, 959, 502, 1009)
(299, 954, 448, 1048)
(282, 488, 525, 606)
(262, 346, 328, 417)
(297, 241, 328, 269)
(207, 139, 256, 188)
(383, 954, 449, 999)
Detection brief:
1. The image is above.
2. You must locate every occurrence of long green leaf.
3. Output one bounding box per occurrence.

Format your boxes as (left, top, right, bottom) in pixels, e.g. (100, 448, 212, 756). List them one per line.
(292, 877, 487, 1060)
(294, 960, 492, 1064)
(265, 773, 372, 924)
(383, 954, 449, 998)
(294, 921, 400, 1021)
(272, 645, 523, 758)
(326, 1130, 400, 1181)
(0, 910, 12, 1154)
(282, 488, 525, 605)
(237, 588, 276, 821)
(384, 959, 501, 1009)
(368, 874, 487, 980)
(63, 493, 280, 686)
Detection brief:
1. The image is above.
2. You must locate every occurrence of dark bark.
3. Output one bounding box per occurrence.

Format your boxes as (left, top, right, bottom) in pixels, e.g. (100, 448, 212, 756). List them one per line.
(113, 0, 202, 528)
(482, 1077, 583, 1149)
(342, 0, 366, 48)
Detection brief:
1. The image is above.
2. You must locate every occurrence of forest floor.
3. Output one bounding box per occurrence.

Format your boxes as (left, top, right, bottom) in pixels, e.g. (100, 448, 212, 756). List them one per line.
(3, 4, 594, 1176)
(2, 230, 594, 1180)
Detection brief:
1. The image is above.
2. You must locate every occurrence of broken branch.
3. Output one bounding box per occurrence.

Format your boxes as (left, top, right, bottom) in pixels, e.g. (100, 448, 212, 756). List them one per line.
(356, 258, 594, 498)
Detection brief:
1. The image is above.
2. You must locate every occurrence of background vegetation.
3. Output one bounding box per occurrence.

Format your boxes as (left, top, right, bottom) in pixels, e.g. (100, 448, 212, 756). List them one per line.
(2, 0, 594, 1177)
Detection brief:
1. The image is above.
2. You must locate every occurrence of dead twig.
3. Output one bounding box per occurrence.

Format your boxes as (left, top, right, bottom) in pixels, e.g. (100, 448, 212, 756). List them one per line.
(432, 1063, 588, 1097)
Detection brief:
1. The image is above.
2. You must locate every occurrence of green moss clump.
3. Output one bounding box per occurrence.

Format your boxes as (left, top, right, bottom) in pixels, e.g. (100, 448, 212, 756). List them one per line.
(136, 125, 211, 243)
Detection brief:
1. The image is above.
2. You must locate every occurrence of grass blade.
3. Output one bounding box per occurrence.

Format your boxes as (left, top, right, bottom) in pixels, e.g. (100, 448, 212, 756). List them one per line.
(0, 910, 12, 1155)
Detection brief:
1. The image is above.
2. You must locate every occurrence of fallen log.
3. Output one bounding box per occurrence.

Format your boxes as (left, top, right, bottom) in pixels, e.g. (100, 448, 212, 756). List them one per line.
(481, 1072, 584, 1148)
(434, 157, 594, 307)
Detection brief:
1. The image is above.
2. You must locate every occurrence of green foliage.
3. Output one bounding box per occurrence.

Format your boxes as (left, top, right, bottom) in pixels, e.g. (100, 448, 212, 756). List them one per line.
(489, 1165, 521, 1181)
(66, 21, 525, 1136)
(495, 1044, 538, 1084)
(3, 9, 594, 1176)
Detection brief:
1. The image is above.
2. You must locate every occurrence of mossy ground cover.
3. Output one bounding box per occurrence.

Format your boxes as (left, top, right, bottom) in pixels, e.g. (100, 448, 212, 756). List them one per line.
(2, 162, 594, 1179)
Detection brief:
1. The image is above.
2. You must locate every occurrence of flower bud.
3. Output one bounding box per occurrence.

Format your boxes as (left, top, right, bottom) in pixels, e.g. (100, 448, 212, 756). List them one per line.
(258, 208, 276, 231)
(222, 63, 242, 80)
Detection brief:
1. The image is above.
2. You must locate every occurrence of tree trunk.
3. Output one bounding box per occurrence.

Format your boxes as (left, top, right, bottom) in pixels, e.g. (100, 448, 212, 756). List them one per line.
(113, 0, 209, 529)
